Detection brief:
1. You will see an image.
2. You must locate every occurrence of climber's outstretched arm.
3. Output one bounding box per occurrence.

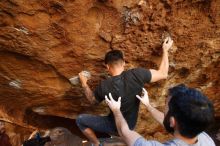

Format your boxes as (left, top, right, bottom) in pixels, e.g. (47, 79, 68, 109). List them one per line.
(79, 72, 97, 104)
(150, 37, 173, 83)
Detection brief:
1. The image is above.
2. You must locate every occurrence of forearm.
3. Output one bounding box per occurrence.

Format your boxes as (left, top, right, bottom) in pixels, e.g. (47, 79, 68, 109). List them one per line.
(82, 84, 97, 104)
(149, 50, 169, 82)
(113, 110, 142, 146)
(159, 50, 169, 77)
(113, 110, 129, 137)
(146, 104, 164, 125)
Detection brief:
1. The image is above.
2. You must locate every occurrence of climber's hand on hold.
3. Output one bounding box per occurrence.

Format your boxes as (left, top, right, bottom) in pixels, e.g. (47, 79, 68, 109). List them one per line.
(162, 37, 173, 52)
(136, 88, 150, 107)
(79, 72, 88, 87)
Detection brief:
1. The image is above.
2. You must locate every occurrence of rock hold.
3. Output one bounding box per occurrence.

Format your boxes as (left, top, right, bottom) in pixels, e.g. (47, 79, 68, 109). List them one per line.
(99, 31, 112, 42)
(0, 0, 220, 145)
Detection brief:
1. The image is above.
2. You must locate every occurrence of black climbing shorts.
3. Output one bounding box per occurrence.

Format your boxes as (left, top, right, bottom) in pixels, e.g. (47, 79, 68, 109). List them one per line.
(76, 114, 118, 135)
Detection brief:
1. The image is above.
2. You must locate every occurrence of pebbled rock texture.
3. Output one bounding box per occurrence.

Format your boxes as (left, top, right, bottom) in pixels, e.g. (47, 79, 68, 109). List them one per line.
(0, 0, 220, 145)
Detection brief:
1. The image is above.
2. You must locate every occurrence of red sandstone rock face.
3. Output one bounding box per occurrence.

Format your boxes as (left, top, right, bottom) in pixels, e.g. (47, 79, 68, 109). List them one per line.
(0, 0, 220, 145)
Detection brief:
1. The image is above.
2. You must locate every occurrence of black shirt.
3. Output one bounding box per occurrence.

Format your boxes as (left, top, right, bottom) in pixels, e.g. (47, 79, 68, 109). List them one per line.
(94, 68, 152, 129)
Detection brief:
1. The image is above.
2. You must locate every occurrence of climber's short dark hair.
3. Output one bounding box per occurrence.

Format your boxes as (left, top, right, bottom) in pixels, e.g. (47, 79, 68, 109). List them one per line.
(104, 50, 124, 65)
(168, 84, 214, 138)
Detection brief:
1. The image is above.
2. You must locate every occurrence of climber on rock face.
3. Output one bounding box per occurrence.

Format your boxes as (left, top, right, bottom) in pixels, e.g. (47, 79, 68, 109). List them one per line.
(76, 37, 173, 146)
(105, 84, 215, 146)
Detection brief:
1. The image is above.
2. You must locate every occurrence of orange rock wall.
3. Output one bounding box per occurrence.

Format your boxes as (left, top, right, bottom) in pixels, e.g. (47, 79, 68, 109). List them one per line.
(0, 0, 220, 145)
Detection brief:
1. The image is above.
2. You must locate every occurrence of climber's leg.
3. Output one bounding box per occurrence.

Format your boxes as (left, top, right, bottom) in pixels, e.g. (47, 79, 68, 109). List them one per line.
(82, 128, 100, 146)
(76, 114, 117, 145)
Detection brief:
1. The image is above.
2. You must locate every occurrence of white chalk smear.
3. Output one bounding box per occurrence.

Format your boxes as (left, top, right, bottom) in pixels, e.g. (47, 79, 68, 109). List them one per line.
(14, 27, 29, 34)
(9, 80, 21, 89)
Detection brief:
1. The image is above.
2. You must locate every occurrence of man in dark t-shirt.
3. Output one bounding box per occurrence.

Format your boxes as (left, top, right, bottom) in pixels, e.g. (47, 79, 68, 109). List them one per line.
(94, 68, 151, 130)
(76, 37, 173, 146)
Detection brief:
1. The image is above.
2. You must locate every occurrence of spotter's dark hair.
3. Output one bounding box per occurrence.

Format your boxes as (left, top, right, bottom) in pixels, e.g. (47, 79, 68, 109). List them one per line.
(168, 84, 214, 138)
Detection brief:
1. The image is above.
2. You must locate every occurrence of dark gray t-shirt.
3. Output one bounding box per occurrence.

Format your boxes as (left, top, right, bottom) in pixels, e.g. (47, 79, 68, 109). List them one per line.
(134, 132, 215, 146)
(94, 68, 151, 129)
